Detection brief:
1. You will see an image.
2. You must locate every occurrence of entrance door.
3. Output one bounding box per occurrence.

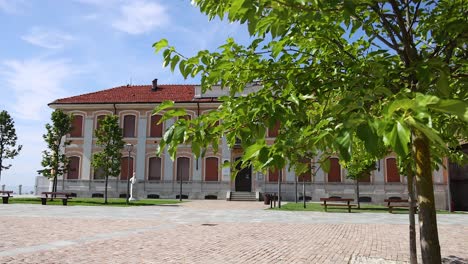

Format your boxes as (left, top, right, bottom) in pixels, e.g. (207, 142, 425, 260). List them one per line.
(449, 144, 468, 211)
(235, 158, 252, 192)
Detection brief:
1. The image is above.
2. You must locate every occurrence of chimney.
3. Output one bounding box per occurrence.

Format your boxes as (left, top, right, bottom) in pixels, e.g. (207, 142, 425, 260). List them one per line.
(152, 78, 158, 91)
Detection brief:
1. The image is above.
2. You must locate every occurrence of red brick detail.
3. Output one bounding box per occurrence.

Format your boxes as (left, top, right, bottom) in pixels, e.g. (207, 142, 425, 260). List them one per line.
(120, 157, 134, 180)
(70, 115, 83, 137)
(386, 158, 400, 182)
(328, 158, 341, 182)
(150, 115, 163, 138)
(67, 156, 80, 179)
(205, 157, 219, 181)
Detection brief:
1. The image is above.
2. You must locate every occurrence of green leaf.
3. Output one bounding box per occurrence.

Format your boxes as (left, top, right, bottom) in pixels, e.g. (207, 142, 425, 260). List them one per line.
(153, 101, 175, 114)
(243, 142, 264, 160)
(153, 39, 168, 52)
(428, 99, 468, 122)
(436, 70, 450, 96)
(385, 120, 410, 156)
(356, 122, 379, 155)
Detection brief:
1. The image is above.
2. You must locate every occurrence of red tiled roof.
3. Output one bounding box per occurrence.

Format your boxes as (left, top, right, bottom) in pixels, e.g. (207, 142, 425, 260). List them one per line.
(49, 85, 204, 105)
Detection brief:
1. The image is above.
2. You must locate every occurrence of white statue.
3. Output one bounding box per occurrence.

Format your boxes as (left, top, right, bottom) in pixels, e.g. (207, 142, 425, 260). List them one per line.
(129, 172, 138, 201)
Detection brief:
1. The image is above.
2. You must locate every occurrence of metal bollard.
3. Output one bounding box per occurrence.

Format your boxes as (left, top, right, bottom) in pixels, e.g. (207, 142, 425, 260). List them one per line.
(19, 185, 22, 195)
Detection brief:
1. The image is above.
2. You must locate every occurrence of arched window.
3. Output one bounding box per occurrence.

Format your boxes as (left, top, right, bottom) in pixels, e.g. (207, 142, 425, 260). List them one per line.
(95, 115, 107, 131)
(120, 157, 134, 180)
(176, 157, 190, 181)
(179, 115, 191, 121)
(268, 169, 281, 182)
(386, 158, 401, 182)
(70, 115, 83, 137)
(94, 166, 105, 180)
(328, 158, 341, 182)
(149, 114, 163, 138)
(268, 122, 280, 138)
(67, 156, 80, 179)
(298, 159, 312, 182)
(123, 115, 136, 137)
(148, 157, 162, 180)
(205, 157, 219, 181)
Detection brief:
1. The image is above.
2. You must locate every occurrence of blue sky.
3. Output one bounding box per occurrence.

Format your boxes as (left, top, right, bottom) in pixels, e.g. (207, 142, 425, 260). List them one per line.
(0, 0, 250, 187)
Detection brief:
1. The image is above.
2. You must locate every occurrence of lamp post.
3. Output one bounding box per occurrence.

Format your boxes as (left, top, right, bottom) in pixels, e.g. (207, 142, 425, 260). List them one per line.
(125, 143, 133, 205)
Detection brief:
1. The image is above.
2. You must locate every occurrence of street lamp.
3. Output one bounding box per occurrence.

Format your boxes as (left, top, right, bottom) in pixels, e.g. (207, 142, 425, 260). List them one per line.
(125, 143, 133, 205)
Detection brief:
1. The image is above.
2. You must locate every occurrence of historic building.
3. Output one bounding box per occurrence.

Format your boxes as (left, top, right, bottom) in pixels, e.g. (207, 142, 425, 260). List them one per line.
(36, 80, 451, 209)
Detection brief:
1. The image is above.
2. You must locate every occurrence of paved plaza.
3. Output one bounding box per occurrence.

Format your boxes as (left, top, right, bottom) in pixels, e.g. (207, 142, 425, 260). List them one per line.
(0, 201, 467, 263)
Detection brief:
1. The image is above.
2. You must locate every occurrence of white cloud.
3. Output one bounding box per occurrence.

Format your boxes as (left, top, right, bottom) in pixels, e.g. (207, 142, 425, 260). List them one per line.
(21, 27, 74, 49)
(1, 58, 76, 120)
(111, 1, 169, 34)
(0, 0, 26, 14)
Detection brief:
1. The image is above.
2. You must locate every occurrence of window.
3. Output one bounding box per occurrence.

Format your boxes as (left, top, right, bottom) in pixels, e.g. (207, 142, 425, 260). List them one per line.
(149, 115, 163, 138)
(359, 173, 371, 183)
(120, 157, 134, 180)
(67, 156, 80, 179)
(179, 115, 191, 121)
(96, 115, 106, 131)
(205, 157, 219, 181)
(298, 159, 312, 182)
(176, 157, 190, 181)
(123, 115, 136, 137)
(94, 166, 105, 180)
(268, 169, 281, 182)
(328, 158, 341, 182)
(386, 158, 400, 182)
(268, 122, 280, 138)
(70, 115, 83, 137)
(148, 157, 162, 180)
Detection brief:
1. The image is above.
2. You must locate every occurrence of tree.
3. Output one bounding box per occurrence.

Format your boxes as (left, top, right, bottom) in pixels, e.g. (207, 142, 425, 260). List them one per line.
(92, 115, 124, 204)
(0, 110, 22, 181)
(341, 136, 386, 209)
(39, 110, 72, 194)
(154, 1, 468, 262)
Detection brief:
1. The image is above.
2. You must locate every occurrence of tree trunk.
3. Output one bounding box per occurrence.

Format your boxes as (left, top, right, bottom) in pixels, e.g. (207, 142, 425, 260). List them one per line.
(413, 131, 441, 263)
(104, 175, 108, 204)
(355, 179, 360, 209)
(407, 164, 418, 264)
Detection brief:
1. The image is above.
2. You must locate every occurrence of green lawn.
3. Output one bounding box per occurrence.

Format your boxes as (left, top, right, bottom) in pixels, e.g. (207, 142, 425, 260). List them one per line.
(270, 202, 457, 214)
(9, 197, 182, 207)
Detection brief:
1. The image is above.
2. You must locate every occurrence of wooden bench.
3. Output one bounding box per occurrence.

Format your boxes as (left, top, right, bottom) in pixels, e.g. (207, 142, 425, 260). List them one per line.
(384, 198, 416, 213)
(41, 192, 72, 206)
(0, 191, 13, 204)
(320, 198, 356, 213)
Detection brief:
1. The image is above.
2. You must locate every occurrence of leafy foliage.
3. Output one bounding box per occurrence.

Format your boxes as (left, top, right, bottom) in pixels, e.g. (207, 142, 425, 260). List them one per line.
(38, 110, 72, 181)
(154, 1, 467, 260)
(92, 115, 124, 203)
(0, 110, 22, 180)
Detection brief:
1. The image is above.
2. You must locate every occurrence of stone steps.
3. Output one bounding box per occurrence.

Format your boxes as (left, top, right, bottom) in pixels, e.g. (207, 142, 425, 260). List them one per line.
(230, 192, 256, 201)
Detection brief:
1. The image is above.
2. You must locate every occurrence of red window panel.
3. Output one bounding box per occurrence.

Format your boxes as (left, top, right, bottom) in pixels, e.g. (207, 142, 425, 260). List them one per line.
(67, 156, 80, 179)
(150, 115, 163, 138)
(359, 173, 371, 182)
(176, 157, 190, 181)
(328, 158, 341, 182)
(269, 169, 278, 182)
(96, 115, 106, 131)
(94, 167, 105, 180)
(179, 115, 191, 121)
(120, 157, 134, 180)
(123, 115, 136, 138)
(148, 157, 162, 180)
(386, 158, 401, 182)
(268, 122, 280, 138)
(298, 159, 312, 182)
(70, 115, 83, 137)
(205, 157, 219, 181)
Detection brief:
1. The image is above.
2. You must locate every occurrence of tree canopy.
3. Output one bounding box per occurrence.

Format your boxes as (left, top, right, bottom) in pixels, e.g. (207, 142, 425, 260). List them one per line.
(0, 110, 22, 181)
(154, 1, 467, 262)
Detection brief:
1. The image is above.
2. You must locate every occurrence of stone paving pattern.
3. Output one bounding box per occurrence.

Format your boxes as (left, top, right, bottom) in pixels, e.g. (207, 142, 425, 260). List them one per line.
(0, 201, 467, 263)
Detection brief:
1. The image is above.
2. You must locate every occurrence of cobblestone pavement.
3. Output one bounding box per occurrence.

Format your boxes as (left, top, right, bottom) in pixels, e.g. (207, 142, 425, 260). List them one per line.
(0, 202, 467, 264)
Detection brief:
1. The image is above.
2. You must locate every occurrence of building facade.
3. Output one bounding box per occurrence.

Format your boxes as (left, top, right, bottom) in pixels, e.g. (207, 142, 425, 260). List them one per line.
(37, 81, 451, 209)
